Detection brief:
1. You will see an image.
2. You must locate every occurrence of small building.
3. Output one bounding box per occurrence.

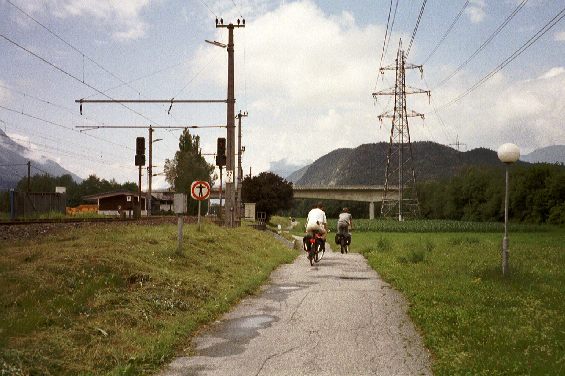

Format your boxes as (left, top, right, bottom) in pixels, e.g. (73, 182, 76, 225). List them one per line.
(83, 191, 148, 216)
(151, 190, 175, 213)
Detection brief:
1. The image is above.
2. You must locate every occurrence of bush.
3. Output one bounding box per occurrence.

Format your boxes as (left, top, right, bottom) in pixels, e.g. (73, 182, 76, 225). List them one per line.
(548, 203, 565, 224)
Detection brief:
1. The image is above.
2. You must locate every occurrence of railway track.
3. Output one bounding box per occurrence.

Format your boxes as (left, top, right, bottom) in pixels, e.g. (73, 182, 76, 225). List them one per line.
(0, 216, 186, 226)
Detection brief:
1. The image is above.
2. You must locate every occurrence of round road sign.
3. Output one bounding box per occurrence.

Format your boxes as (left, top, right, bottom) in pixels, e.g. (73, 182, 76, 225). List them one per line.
(191, 181, 211, 200)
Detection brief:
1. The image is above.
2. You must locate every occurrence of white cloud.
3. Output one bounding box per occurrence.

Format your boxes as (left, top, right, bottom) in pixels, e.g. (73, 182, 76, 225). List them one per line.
(15, 0, 150, 41)
(427, 67, 565, 153)
(554, 31, 565, 41)
(187, 1, 385, 170)
(0, 80, 11, 103)
(466, 0, 486, 23)
(539, 67, 565, 79)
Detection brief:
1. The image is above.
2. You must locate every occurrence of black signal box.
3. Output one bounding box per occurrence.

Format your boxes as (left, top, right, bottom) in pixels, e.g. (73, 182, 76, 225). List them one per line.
(135, 154, 146, 166)
(215, 155, 226, 167)
(136, 137, 145, 155)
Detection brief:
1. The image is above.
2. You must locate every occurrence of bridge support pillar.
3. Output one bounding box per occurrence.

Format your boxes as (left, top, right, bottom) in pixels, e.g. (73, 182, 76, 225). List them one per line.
(369, 201, 375, 220)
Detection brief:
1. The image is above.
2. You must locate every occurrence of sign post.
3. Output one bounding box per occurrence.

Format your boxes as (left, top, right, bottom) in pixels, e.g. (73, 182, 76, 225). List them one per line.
(173, 193, 187, 255)
(191, 181, 211, 231)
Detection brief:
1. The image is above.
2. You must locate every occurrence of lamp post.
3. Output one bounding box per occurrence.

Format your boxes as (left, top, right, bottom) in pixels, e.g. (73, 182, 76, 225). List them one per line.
(497, 143, 520, 276)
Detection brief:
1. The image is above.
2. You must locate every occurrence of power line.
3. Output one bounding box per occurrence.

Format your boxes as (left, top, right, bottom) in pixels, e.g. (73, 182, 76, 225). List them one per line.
(30, 164, 50, 175)
(435, 0, 530, 89)
(384, 0, 400, 69)
(422, 76, 454, 143)
(440, 6, 565, 109)
(375, 0, 394, 93)
(406, 0, 428, 58)
(374, 0, 400, 96)
(0, 163, 28, 167)
(198, 0, 218, 17)
(421, 0, 469, 65)
(230, 0, 244, 18)
(6, 0, 141, 96)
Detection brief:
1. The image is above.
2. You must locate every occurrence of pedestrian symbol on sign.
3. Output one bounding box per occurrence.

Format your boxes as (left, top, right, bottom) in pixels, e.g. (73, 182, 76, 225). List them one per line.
(191, 181, 211, 201)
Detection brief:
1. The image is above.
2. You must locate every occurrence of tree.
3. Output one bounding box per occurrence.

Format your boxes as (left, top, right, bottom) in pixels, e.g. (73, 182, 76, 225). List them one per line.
(164, 129, 215, 215)
(241, 172, 293, 220)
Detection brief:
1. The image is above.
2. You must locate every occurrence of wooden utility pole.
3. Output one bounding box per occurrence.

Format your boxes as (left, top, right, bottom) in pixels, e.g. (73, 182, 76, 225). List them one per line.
(216, 18, 245, 227)
(27, 160, 30, 192)
(148, 126, 153, 216)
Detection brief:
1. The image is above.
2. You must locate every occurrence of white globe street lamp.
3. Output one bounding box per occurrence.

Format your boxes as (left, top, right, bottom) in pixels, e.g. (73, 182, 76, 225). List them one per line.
(497, 143, 520, 276)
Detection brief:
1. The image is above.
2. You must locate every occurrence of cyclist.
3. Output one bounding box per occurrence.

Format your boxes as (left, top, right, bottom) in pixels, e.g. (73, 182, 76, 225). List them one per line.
(337, 207, 353, 253)
(306, 202, 327, 239)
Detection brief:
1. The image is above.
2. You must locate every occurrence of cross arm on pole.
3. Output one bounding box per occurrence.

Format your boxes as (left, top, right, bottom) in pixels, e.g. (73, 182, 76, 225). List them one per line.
(75, 99, 227, 103)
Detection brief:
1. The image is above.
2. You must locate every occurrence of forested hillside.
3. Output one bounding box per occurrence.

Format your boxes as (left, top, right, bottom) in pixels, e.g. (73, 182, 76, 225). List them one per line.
(288, 141, 564, 224)
(294, 142, 529, 186)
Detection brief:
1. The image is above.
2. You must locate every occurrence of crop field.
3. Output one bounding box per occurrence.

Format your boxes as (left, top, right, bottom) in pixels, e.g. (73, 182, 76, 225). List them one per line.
(354, 229, 564, 375)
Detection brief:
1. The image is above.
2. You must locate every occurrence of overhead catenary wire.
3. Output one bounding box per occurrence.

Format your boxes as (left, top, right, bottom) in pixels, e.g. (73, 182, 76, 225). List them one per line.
(0, 33, 165, 128)
(439, 6, 565, 110)
(434, 0, 530, 89)
(83, 60, 189, 100)
(0, 132, 132, 168)
(4, 1, 193, 156)
(0, 83, 109, 129)
(0, 104, 133, 151)
(2, 117, 126, 160)
(6, 0, 141, 97)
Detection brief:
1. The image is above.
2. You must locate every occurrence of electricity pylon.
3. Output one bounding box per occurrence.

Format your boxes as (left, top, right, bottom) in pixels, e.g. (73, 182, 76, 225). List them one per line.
(373, 40, 430, 221)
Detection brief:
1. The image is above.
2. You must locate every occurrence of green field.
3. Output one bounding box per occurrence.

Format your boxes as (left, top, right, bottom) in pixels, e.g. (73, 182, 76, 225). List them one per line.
(0, 222, 298, 375)
(354, 229, 565, 375)
(287, 217, 564, 374)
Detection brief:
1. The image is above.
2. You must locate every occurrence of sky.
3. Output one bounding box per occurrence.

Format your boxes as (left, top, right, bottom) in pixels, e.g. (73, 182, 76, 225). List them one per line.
(1, 0, 564, 189)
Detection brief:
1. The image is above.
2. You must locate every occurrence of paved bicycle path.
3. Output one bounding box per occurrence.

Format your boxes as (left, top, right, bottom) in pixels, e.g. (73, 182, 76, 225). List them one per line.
(160, 243, 432, 376)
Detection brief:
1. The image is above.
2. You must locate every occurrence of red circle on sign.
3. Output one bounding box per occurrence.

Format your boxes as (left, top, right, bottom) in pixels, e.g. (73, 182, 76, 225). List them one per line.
(191, 181, 211, 200)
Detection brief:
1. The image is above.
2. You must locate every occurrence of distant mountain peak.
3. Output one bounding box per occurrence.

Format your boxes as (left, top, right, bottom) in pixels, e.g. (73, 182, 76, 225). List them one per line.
(0, 130, 83, 190)
(522, 145, 565, 164)
(292, 141, 532, 186)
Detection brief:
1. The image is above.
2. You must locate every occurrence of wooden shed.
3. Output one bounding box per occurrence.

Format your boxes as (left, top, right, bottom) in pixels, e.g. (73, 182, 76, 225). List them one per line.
(83, 191, 147, 216)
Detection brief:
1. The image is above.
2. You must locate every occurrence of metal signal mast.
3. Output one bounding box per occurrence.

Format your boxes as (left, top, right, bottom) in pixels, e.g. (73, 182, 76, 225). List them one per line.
(373, 40, 430, 221)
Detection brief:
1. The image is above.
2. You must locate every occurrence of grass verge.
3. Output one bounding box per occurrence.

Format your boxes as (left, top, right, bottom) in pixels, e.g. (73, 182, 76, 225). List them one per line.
(0, 222, 298, 375)
(355, 230, 565, 375)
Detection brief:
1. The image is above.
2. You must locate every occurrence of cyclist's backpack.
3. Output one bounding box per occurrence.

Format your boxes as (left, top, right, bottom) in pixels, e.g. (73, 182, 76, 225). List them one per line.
(334, 233, 340, 245)
(345, 233, 352, 245)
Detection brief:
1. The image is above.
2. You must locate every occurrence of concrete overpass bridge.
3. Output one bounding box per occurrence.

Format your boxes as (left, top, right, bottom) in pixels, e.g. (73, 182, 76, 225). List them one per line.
(293, 185, 399, 219)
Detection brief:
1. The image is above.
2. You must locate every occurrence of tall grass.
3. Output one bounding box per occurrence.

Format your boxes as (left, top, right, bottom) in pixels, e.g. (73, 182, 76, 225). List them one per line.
(0, 222, 298, 375)
(356, 230, 565, 375)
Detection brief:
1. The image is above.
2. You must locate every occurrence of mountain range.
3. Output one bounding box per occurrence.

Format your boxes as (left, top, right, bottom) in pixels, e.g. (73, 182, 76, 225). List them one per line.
(0, 129, 83, 190)
(521, 145, 565, 164)
(286, 142, 564, 186)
